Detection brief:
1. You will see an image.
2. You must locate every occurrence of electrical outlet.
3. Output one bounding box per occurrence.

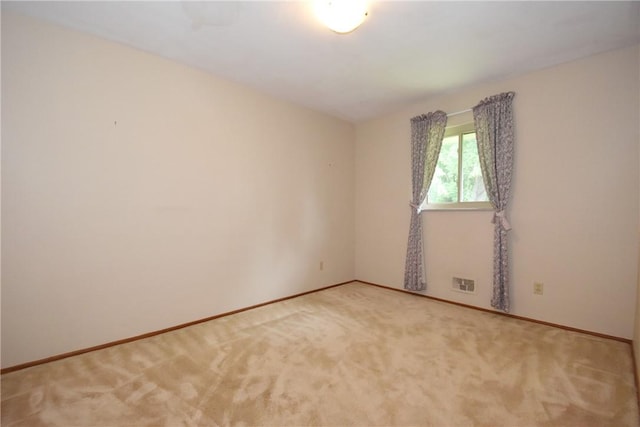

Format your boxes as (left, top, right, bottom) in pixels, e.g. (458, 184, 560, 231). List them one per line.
(533, 282, 544, 295)
(320, 261, 324, 271)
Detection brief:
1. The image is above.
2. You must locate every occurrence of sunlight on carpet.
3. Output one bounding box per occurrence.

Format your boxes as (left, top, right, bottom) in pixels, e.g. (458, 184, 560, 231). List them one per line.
(2, 282, 638, 426)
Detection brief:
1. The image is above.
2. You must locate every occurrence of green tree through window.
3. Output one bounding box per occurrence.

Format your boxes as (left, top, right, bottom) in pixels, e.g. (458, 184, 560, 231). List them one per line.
(427, 126, 489, 208)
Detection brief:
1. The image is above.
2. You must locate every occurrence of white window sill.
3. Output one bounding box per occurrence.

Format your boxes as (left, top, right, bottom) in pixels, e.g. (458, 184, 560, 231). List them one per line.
(421, 202, 493, 212)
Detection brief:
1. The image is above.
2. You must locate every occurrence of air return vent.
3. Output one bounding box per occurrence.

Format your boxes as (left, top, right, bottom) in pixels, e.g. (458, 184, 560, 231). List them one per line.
(452, 277, 475, 294)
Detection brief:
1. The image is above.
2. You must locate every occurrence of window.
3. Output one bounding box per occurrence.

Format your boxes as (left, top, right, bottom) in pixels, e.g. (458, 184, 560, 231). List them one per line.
(424, 123, 491, 210)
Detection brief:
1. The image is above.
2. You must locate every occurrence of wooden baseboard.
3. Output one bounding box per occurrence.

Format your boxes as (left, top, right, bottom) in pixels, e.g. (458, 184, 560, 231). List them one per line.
(3, 278, 631, 375)
(356, 280, 632, 344)
(1, 280, 355, 375)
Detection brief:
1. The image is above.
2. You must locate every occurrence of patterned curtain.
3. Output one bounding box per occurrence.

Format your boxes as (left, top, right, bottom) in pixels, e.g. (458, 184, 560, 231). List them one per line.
(473, 92, 515, 312)
(404, 111, 448, 291)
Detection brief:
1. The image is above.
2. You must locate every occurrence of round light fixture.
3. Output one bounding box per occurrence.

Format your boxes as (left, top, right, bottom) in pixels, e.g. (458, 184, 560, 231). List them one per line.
(314, 0, 368, 34)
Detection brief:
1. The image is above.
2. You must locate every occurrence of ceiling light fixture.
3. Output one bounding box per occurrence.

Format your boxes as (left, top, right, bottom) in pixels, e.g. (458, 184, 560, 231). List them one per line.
(314, 0, 368, 34)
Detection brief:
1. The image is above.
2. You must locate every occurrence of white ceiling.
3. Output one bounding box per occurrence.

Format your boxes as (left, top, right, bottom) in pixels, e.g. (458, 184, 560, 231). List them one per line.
(4, 1, 640, 123)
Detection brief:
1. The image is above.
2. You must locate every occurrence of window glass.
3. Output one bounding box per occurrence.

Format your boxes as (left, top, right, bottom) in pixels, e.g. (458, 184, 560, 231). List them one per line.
(424, 124, 492, 210)
(428, 135, 458, 203)
(461, 132, 488, 202)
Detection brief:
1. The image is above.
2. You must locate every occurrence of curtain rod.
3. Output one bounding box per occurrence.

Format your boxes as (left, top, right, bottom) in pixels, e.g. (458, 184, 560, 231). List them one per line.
(447, 108, 472, 117)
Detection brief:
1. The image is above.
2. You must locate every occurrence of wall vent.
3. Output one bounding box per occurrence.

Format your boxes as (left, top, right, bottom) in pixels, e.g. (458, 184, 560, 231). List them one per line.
(452, 277, 475, 294)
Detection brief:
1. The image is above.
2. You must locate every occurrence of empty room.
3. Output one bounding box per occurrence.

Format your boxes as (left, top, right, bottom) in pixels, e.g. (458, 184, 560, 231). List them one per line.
(2, 1, 640, 426)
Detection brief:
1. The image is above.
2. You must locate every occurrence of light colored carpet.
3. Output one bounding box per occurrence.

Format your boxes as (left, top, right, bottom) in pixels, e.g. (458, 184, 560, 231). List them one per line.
(1, 282, 638, 426)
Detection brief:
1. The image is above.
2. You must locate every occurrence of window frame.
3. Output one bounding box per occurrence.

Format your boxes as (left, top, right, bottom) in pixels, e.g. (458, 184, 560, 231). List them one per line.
(422, 122, 493, 211)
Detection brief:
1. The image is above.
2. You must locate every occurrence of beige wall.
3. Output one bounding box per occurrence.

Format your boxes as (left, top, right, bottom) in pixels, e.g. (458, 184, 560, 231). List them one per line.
(0, 5, 3, 367)
(356, 46, 640, 339)
(634, 43, 640, 376)
(1, 12, 355, 368)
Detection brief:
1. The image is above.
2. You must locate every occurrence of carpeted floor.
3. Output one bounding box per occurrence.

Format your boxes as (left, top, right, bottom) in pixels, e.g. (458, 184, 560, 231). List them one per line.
(2, 282, 638, 426)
